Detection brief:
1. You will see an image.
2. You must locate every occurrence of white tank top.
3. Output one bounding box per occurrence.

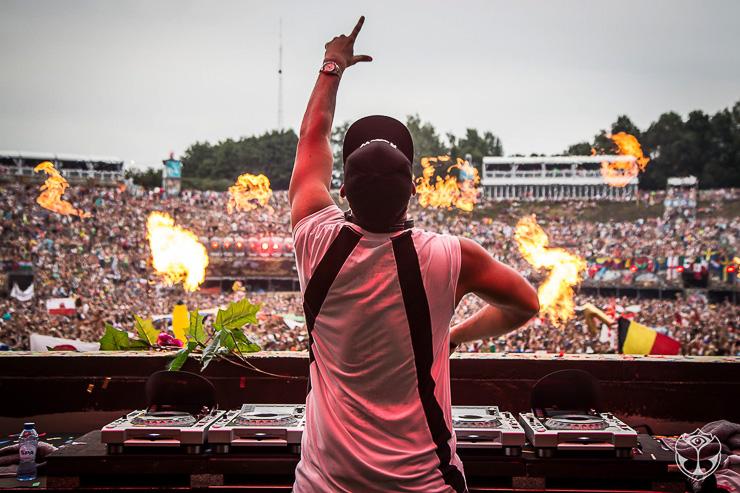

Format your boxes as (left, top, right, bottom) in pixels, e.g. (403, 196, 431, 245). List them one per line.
(292, 205, 467, 493)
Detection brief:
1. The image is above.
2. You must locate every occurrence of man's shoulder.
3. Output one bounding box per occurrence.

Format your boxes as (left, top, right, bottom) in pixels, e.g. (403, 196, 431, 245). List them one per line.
(292, 204, 345, 239)
(412, 228, 462, 253)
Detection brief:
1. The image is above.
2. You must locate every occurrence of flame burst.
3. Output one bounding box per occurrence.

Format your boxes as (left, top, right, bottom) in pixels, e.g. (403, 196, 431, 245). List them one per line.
(515, 215, 587, 326)
(415, 156, 480, 212)
(598, 132, 650, 187)
(227, 173, 273, 213)
(146, 212, 209, 291)
(33, 161, 91, 218)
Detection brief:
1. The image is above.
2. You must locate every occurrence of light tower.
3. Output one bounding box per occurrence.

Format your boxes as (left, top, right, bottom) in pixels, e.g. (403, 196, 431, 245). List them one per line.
(277, 18, 284, 130)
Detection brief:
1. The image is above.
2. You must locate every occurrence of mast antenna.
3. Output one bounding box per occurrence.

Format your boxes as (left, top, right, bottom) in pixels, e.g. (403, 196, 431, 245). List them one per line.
(277, 18, 284, 130)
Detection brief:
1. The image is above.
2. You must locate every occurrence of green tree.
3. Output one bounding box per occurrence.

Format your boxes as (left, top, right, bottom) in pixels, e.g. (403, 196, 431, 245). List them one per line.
(125, 168, 162, 189)
(641, 111, 685, 189)
(450, 128, 504, 164)
(700, 108, 740, 188)
(181, 129, 298, 190)
(683, 110, 712, 178)
(566, 100, 740, 190)
(406, 114, 447, 159)
(565, 141, 592, 155)
(331, 121, 350, 173)
(611, 115, 642, 137)
(592, 115, 643, 154)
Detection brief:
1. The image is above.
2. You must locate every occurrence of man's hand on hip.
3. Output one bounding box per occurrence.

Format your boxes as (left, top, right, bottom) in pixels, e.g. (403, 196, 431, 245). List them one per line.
(324, 16, 373, 70)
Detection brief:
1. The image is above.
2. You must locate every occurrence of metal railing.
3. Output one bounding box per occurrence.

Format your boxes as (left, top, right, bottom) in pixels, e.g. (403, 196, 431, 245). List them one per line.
(483, 170, 604, 179)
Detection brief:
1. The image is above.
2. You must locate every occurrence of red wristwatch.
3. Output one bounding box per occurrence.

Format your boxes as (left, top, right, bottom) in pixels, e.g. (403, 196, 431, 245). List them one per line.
(320, 60, 342, 77)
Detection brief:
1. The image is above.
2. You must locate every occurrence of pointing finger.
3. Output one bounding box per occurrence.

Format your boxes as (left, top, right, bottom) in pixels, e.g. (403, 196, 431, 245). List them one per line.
(348, 16, 365, 40)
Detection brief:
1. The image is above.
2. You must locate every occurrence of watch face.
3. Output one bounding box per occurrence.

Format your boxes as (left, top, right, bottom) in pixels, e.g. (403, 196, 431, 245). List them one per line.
(324, 62, 337, 71)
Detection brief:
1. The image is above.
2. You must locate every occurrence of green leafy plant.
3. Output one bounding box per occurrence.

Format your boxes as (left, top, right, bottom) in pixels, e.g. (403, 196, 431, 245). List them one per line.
(168, 299, 262, 371)
(98, 298, 262, 372)
(135, 315, 159, 346)
(99, 323, 149, 350)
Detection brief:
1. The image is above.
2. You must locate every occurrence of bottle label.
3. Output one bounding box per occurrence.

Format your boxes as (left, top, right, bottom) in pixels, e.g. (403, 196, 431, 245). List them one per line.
(19, 443, 36, 462)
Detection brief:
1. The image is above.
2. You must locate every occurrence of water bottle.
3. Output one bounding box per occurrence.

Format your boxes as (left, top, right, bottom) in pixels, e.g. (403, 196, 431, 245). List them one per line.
(16, 423, 38, 481)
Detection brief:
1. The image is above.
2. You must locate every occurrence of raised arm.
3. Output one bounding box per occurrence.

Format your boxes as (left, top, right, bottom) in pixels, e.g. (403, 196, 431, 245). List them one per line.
(450, 237, 540, 349)
(289, 16, 372, 228)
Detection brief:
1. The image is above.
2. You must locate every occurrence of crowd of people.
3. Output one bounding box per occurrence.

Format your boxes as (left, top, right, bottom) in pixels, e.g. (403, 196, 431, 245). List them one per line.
(0, 181, 737, 355)
(409, 199, 738, 288)
(451, 293, 737, 356)
(247, 292, 739, 357)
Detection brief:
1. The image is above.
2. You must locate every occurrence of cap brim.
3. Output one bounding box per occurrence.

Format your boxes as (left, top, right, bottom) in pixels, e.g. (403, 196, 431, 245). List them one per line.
(343, 115, 414, 165)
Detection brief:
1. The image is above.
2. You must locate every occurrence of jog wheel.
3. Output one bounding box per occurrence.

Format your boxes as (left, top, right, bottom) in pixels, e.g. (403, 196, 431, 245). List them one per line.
(536, 448, 555, 458)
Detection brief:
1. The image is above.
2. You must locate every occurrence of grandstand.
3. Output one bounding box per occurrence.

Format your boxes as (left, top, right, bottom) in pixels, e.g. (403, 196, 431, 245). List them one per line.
(0, 150, 124, 183)
(480, 155, 638, 201)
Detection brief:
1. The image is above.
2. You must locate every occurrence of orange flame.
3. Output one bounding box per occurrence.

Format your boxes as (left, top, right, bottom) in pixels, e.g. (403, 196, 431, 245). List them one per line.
(33, 161, 91, 218)
(227, 173, 273, 213)
(415, 156, 480, 211)
(515, 215, 587, 327)
(146, 212, 209, 291)
(598, 132, 650, 187)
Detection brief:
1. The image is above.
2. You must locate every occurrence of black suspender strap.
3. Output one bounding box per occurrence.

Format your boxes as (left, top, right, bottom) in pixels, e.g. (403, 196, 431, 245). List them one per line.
(391, 231, 468, 493)
(302, 225, 362, 393)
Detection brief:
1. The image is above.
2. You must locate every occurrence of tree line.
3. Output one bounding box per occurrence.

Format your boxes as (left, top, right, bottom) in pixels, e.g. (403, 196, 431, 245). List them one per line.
(565, 100, 740, 189)
(128, 100, 738, 190)
(159, 116, 503, 190)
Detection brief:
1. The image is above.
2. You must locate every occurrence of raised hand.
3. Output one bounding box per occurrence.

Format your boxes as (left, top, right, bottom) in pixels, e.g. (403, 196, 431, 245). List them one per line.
(324, 16, 373, 70)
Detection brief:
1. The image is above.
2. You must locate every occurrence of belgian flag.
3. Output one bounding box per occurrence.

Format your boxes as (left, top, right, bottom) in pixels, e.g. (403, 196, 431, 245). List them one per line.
(617, 318, 681, 355)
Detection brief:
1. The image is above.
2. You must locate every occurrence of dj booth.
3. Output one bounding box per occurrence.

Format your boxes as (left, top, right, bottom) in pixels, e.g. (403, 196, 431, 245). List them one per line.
(42, 430, 678, 491)
(1, 351, 738, 492)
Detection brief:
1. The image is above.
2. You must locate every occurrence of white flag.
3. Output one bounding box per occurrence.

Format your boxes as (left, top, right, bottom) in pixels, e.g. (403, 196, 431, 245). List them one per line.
(10, 283, 34, 302)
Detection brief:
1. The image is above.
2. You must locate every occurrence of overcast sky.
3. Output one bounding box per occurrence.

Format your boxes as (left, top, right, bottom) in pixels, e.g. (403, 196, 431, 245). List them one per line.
(1, 0, 738, 169)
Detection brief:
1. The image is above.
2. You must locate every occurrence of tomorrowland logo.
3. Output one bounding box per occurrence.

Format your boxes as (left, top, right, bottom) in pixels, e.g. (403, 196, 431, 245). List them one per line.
(674, 429, 722, 481)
